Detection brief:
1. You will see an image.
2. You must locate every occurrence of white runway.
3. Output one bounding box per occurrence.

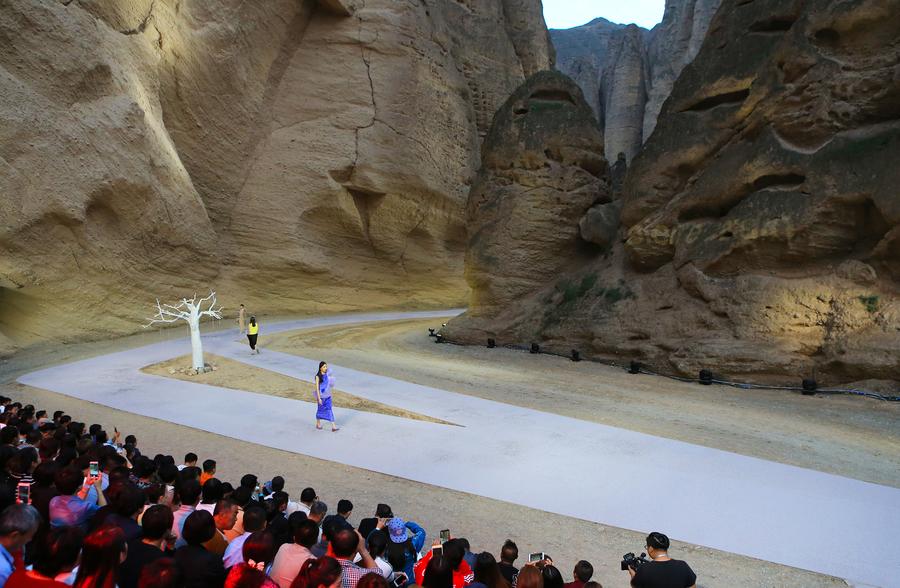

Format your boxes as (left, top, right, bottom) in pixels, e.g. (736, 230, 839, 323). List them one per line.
(17, 311, 900, 587)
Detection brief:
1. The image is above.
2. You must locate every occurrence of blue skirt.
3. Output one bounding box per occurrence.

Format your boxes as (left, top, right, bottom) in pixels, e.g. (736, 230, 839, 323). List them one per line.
(316, 396, 334, 422)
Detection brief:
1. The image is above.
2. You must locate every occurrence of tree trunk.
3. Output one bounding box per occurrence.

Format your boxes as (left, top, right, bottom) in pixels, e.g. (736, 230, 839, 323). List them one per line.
(189, 314, 204, 371)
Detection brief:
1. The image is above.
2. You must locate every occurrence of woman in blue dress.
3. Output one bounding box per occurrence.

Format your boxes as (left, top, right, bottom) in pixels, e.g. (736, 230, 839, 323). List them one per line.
(314, 361, 339, 432)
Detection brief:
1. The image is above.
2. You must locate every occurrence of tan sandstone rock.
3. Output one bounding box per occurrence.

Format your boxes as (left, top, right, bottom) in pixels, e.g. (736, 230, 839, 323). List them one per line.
(448, 0, 900, 385)
(0, 0, 552, 347)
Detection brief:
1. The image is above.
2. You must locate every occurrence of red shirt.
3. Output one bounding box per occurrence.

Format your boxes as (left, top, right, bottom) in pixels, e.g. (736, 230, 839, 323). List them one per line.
(414, 549, 474, 588)
(5, 571, 69, 588)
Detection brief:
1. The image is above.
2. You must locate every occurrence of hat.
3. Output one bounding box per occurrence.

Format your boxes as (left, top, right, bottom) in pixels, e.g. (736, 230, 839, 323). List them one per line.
(387, 517, 407, 543)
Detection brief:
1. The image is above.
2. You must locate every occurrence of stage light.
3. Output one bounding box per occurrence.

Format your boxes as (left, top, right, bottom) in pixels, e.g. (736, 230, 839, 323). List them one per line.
(628, 361, 641, 374)
(571, 349, 581, 362)
(699, 369, 713, 385)
(801, 379, 817, 395)
(428, 328, 436, 337)
(435, 335, 444, 343)
(530, 343, 540, 354)
(487, 338, 495, 348)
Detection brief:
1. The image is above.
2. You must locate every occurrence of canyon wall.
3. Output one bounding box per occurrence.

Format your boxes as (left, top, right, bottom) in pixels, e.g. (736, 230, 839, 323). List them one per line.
(447, 0, 900, 386)
(551, 0, 722, 161)
(0, 0, 553, 349)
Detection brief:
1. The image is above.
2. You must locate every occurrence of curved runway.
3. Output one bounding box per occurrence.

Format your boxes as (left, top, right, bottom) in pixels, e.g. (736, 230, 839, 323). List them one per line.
(17, 310, 900, 587)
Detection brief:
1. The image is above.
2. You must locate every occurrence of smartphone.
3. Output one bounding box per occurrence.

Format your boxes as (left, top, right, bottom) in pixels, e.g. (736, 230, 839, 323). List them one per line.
(392, 573, 407, 587)
(432, 546, 443, 557)
(89, 460, 100, 477)
(16, 482, 30, 505)
(440, 529, 450, 543)
(529, 552, 545, 563)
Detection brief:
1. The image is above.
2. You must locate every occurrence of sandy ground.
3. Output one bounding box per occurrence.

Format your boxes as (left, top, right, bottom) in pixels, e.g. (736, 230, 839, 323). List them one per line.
(266, 319, 900, 489)
(141, 354, 455, 426)
(0, 317, 873, 587)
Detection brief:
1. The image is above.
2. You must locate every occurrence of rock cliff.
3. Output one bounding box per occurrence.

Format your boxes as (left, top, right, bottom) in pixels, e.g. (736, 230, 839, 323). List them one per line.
(0, 0, 553, 349)
(447, 0, 900, 385)
(551, 0, 722, 161)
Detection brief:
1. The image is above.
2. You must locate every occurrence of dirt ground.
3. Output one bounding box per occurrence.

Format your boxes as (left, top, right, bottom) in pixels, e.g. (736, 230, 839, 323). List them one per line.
(266, 319, 900, 489)
(2, 317, 886, 587)
(141, 354, 455, 426)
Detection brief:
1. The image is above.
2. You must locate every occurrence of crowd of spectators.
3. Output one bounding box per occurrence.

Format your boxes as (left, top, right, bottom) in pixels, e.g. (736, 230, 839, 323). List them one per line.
(0, 397, 696, 588)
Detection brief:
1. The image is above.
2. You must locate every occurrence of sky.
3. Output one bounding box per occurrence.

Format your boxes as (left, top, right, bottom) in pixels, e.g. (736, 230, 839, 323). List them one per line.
(543, 0, 665, 30)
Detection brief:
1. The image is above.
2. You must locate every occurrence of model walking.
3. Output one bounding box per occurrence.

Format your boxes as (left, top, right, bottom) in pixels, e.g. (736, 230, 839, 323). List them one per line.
(314, 361, 338, 432)
(237, 303, 246, 334)
(247, 316, 260, 354)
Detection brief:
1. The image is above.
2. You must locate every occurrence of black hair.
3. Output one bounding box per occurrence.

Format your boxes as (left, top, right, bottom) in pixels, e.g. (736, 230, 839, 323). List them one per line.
(443, 539, 465, 571)
(34, 526, 84, 578)
(114, 484, 147, 518)
(367, 529, 388, 558)
(184, 452, 198, 463)
(337, 499, 353, 514)
(202, 478, 224, 504)
(142, 505, 175, 540)
(33, 460, 60, 486)
(55, 465, 85, 495)
(232, 485, 253, 507)
(240, 474, 258, 489)
(300, 487, 316, 503)
(158, 463, 178, 484)
(573, 561, 593, 582)
(315, 362, 327, 382)
(375, 503, 393, 518)
(647, 532, 670, 551)
(271, 476, 285, 492)
(138, 558, 180, 588)
(243, 505, 267, 533)
(331, 528, 359, 558)
(423, 555, 453, 588)
(243, 529, 276, 565)
(181, 510, 216, 545)
(202, 459, 216, 473)
(500, 539, 518, 563)
(541, 565, 564, 588)
(291, 518, 318, 547)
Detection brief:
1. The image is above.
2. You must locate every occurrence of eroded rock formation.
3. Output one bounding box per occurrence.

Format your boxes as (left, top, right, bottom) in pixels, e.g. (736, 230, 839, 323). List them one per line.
(551, 0, 722, 161)
(447, 0, 900, 385)
(0, 0, 553, 350)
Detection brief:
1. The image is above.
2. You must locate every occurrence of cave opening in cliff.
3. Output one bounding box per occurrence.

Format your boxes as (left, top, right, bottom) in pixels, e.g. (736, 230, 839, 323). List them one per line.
(681, 88, 751, 112)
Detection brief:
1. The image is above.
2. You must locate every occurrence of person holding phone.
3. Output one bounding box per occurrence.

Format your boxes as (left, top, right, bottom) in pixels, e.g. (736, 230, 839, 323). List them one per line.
(414, 539, 473, 588)
(48, 465, 107, 531)
(384, 518, 426, 587)
(314, 362, 339, 432)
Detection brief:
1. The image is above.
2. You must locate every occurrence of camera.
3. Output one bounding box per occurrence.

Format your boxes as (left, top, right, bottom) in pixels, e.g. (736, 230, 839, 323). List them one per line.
(620, 552, 650, 571)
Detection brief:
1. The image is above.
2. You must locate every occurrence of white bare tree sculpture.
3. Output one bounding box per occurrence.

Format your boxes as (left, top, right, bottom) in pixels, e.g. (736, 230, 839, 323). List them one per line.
(145, 291, 223, 371)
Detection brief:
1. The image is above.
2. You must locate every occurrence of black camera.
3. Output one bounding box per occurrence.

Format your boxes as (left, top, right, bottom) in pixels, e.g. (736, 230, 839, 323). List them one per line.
(620, 552, 650, 571)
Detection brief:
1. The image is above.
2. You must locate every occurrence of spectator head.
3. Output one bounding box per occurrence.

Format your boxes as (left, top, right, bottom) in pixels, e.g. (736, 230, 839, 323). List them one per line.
(134, 456, 158, 480)
(33, 460, 60, 487)
(243, 505, 267, 533)
(573, 561, 593, 583)
(270, 491, 289, 513)
(422, 554, 453, 588)
(181, 510, 216, 545)
(541, 566, 563, 588)
(357, 574, 389, 588)
(0, 504, 40, 551)
(94, 430, 108, 446)
(331, 528, 359, 559)
(202, 459, 216, 474)
(308, 500, 327, 524)
(500, 540, 518, 564)
(300, 487, 317, 504)
(231, 486, 253, 508)
(88, 424, 102, 437)
(366, 529, 388, 559)
(34, 525, 84, 578)
(270, 476, 285, 492)
(221, 482, 234, 497)
(337, 499, 353, 518)
(177, 478, 202, 507)
(290, 556, 342, 588)
(178, 466, 201, 483)
(443, 539, 465, 571)
(214, 498, 240, 531)
(293, 518, 320, 548)
(473, 552, 506, 588)
(138, 558, 180, 588)
(457, 538, 470, 552)
(183, 452, 198, 466)
(142, 504, 175, 541)
(288, 510, 308, 532)
(240, 474, 258, 490)
(516, 566, 543, 588)
(125, 434, 137, 446)
(0, 425, 19, 446)
(201, 478, 224, 504)
(55, 465, 86, 496)
(9, 447, 38, 475)
(59, 415, 72, 426)
(74, 526, 127, 588)
(646, 531, 670, 554)
(386, 518, 408, 544)
(323, 515, 352, 543)
(243, 529, 276, 567)
(38, 438, 60, 461)
(375, 503, 393, 518)
(144, 484, 165, 505)
(158, 463, 178, 485)
(114, 484, 147, 519)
